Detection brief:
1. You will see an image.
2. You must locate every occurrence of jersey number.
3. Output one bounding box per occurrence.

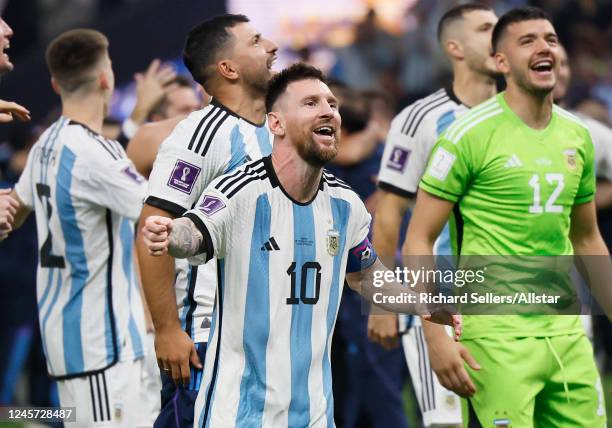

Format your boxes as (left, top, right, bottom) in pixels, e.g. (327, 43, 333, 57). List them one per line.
(286, 262, 321, 305)
(36, 183, 66, 268)
(528, 173, 564, 214)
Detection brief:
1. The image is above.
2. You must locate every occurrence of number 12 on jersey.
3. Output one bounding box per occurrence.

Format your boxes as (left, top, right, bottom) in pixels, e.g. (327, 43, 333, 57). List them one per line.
(528, 173, 564, 214)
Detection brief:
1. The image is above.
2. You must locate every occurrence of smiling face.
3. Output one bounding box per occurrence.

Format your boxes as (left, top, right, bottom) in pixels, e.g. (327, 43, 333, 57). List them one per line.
(226, 22, 278, 94)
(0, 18, 14, 75)
(274, 78, 341, 167)
(494, 19, 560, 96)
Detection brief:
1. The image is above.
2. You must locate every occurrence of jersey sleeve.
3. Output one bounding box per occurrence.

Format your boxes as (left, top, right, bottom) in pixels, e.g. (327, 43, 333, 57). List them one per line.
(377, 113, 435, 198)
(575, 129, 596, 204)
(183, 184, 233, 264)
(146, 115, 228, 217)
(14, 145, 36, 208)
(346, 196, 377, 273)
(74, 149, 148, 220)
(419, 134, 474, 203)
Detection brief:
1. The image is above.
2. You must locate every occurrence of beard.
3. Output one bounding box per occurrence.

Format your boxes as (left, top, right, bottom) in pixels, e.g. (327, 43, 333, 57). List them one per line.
(243, 63, 271, 95)
(513, 66, 555, 98)
(296, 133, 339, 167)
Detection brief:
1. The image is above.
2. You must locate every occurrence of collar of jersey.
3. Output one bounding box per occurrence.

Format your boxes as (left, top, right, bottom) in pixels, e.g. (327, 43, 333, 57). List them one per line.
(210, 98, 266, 128)
(497, 92, 557, 141)
(67, 118, 101, 136)
(263, 155, 325, 206)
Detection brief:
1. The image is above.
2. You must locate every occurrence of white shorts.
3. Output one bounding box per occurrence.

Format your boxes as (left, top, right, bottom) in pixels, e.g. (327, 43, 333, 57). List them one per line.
(57, 357, 158, 427)
(401, 316, 462, 428)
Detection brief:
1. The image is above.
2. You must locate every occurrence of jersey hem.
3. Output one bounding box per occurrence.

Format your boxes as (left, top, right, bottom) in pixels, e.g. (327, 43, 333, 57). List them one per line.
(184, 212, 214, 263)
(49, 359, 118, 381)
(419, 181, 461, 202)
(145, 196, 187, 217)
(378, 181, 416, 199)
(460, 327, 585, 341)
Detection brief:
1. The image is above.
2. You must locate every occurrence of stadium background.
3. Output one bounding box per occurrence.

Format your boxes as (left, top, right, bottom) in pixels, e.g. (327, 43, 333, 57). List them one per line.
(0, 0, 610, 426)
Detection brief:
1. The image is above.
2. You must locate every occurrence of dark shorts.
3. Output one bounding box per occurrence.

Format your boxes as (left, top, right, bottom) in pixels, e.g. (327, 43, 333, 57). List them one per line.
(154, 342, 207, 428)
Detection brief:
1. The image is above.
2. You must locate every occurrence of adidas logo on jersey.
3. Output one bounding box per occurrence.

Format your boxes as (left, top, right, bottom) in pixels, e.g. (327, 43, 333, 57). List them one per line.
(261, 237, 280, 251)
(504, 154, 523, 168)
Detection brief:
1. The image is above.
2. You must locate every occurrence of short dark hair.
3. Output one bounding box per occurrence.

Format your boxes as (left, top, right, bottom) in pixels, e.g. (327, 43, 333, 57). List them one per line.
(492, 6, 552, 52)
(437, 3, 493, 42)
(265, 63, 327, 112)
(46, 29, 109, 93)
(183, 14, 249, 88)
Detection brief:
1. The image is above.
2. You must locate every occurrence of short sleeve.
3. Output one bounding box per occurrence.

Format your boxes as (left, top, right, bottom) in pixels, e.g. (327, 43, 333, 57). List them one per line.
(76, 155, 148, 220)
(14, 146, 36, 208)
(419, 135, 472, 203)
(377, 113, 435, 198)
(146, 116, 227, 217)
(346, 197, 377, 272)
(575, 129, 596, 204)
(183, 186, 233, 264)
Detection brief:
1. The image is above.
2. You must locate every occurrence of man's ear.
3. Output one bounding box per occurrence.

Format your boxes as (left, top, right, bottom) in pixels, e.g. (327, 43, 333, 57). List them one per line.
(494, 51, 509, 74)
(268, 111, 285, 137)
(445, 39, 464, 61)
(217, 59, 239, 82)
(50, 77, 61, 95)
(99, 69, 111, 90)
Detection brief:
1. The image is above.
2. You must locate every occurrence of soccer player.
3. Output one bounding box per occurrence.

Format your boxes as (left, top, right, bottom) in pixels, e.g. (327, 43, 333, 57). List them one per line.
(135, 14, 278, 428)
(127, 76, 205, 178)
(2, 29, 156, 426)
(141, 63, 460, 428)
(409, 7, 608, 426)
(553, 45, 612, 210)
(369, 4, 498, 426)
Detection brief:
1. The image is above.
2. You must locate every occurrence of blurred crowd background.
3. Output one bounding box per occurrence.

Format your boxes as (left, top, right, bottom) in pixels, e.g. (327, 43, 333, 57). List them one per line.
(0, 0, 611, 426)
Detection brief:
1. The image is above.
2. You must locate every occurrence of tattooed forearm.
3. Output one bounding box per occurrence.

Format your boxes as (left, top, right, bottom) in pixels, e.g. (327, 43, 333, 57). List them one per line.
(168, 218, 204, 259)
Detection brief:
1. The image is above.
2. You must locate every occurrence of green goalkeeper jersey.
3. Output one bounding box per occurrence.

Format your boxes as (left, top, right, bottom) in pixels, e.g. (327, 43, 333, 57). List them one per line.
(420, 92, 596, 339)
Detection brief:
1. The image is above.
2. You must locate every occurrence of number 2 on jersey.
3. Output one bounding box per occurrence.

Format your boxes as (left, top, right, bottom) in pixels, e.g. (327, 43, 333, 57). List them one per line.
(36, 183, 66, 268)
(528, 173, 564, 214)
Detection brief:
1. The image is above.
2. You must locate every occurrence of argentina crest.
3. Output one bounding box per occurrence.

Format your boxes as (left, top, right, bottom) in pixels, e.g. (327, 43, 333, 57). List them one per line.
(327, 229, 340, 256)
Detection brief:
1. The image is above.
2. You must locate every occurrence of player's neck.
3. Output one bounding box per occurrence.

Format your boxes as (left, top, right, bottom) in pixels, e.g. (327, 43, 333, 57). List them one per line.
(271, 146, 323, 204)
(452, 70, 497, 108)
(213, 86, 267, 125)
(504, 83, 553, 130)
(61, 95, 105, 134)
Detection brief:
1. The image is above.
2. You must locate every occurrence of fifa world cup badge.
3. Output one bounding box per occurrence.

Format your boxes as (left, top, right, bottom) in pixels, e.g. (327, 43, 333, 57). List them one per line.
(564, 149, 577, 170)
(327, 229, 340, 256)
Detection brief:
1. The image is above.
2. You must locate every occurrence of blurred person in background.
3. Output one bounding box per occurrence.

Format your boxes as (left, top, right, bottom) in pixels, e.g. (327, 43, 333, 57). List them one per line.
(369, 3, 499, 427)
(326, 85, 408, 428)
(553, 44, 612, 378)
(101, 58, 177, 144)
(136, 14, 277, 428)
(127, 75, 205, 178)
(3, 28, 156, 427)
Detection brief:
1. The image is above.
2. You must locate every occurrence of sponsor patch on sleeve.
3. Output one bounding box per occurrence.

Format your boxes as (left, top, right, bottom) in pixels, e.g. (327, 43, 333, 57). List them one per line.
(167, 159, 201, 194)
(197, 195, 226, 217)
(427, 147, 456, 181)
(386, 146, 410, 172)
(122, 165, 146, 184)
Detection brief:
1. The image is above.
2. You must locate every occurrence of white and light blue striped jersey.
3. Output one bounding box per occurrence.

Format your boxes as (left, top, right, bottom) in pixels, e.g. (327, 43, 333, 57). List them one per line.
(14, 117, 148, 378)
(377, 88, 471, 255)
(146, 99, 273, 343)
(185, 156, 376, 428)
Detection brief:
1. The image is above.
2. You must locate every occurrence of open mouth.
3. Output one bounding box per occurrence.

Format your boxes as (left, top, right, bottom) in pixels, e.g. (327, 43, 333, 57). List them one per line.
(313, 125, 335, 138)
(530, 58, 553, 74)
(1, 41, 9, 61)
(267, 55, 276, 70)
